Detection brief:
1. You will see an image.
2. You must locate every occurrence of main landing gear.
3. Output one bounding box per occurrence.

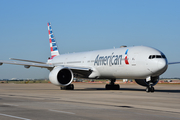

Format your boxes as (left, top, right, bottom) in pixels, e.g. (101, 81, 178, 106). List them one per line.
(105, 79, 120, 90)
(146, 82, 155, 93)
(60, 84, 74, 90)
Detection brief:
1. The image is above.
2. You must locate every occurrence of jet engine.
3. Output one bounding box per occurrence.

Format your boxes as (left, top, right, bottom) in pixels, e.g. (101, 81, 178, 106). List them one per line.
(135, 76, 159, 87)
(49, 67, 74, 86)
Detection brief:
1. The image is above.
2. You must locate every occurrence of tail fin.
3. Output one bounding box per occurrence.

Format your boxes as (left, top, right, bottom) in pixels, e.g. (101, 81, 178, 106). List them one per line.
(47, 22, 60, 59)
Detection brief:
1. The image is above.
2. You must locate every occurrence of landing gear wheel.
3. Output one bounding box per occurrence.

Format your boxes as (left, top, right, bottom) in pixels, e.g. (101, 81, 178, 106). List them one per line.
(105, 79, 120, 90)
(105, 84, 120, 90)
(150, 87, 154, 92)
(146, 87, 154, 93)
(146, 87, 150, 92)
(60, 84, 74, 90)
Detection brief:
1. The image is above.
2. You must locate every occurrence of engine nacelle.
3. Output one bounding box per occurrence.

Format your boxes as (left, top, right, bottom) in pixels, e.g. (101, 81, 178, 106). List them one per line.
(135, 76, 159, 87)
(49, 67, 74, 86)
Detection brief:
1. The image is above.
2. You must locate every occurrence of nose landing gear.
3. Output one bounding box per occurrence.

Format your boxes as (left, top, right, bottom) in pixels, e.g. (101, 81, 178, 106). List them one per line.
(146, 82, 155, 92)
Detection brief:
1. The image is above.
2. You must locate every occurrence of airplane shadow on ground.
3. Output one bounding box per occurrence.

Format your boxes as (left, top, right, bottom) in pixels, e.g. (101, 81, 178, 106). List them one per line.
(120, 88, 180, 93)
(74, 88, 180, 93)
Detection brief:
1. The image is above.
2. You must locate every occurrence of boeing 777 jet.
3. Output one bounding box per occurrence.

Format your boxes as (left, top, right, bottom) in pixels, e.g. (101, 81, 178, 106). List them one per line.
(0, 23, 179, 92)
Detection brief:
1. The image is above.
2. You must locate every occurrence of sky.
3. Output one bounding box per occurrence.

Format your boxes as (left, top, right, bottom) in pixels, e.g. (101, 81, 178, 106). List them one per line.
(0, 0, 180, 79)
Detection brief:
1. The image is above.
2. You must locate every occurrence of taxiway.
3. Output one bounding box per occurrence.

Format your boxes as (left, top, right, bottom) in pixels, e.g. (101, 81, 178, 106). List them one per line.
(0, 83, 180, 120)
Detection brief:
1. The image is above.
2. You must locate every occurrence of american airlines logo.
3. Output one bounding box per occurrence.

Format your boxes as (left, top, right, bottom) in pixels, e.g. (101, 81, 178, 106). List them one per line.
(94, 49, 129, 66)
(125, 49, 129, 65)
(94, 53, 123, 66)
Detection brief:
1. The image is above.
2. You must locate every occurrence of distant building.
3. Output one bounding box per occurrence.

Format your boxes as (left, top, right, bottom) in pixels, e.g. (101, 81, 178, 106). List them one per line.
(123, 79, 128, 82)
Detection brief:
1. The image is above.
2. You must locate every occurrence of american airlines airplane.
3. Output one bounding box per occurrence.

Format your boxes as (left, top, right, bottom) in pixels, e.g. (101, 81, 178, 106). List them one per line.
(0, 23, 179, 92)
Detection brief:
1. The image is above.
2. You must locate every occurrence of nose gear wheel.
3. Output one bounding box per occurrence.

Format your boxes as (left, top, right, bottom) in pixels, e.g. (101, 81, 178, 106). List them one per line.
(146, 82, 155, 92)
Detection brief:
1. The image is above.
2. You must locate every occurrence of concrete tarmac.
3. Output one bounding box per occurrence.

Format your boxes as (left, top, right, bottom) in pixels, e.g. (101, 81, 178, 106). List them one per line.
(0, 82, 180, 120)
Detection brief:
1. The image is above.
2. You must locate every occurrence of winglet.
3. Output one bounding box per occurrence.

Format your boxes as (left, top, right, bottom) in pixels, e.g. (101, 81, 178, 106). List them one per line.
(47, 22, 60, 59)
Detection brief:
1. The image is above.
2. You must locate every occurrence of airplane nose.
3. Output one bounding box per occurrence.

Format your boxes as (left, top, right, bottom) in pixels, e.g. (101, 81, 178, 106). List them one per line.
(157, 59, 168, 72)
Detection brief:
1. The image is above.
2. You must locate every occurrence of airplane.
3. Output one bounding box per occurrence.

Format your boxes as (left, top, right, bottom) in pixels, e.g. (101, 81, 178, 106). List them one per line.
(0, 22, 179, 92)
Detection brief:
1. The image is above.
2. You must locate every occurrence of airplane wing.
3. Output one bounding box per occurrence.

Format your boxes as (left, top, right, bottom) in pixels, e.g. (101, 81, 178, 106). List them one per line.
(0, 60, 54, 69)
(63, 65, 92, 71)
(168, 62, 180, 65)
(9, 58, 47, 64)
(58, 65, 93, 78)
(0, 59, 92, 77)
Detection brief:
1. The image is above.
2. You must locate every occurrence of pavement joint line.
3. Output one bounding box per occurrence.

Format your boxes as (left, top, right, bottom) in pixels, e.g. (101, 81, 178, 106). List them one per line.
(0, 113, 31, 120)
(59, 99, 180, 113)
(3, 103, 19, 106)
(49, 109, 75, 115)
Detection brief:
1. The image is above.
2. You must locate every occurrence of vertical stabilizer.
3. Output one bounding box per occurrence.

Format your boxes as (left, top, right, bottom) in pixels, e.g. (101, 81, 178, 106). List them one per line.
(47, 22, 60, 59)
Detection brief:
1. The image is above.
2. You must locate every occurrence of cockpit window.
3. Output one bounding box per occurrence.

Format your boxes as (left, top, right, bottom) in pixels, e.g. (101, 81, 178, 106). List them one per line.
(148, 55, 166, 59)
(156, 55, 161, 58)
(162, 55, 166, 58)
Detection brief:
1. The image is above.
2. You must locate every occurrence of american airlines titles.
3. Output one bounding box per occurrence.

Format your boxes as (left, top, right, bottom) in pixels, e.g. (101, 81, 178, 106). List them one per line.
(94, 53, 123, 66)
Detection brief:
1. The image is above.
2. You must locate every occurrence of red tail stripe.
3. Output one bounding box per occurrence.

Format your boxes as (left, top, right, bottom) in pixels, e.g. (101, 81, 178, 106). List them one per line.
(51, 47, 53, 51)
